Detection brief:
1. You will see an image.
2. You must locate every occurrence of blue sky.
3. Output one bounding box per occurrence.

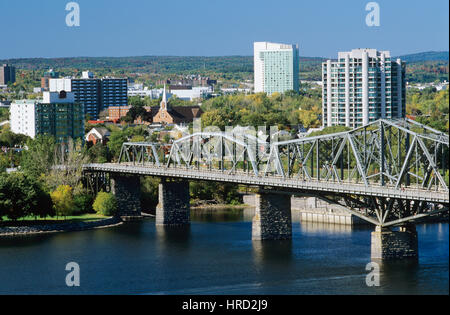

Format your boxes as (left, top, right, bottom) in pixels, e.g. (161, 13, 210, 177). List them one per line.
(0, 0, 448, 59)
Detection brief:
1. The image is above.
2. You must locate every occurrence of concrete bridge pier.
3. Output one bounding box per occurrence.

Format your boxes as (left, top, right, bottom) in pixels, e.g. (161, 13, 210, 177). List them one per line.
(156, 179, 190, 226)
(371, 224, 418, 260)
(252, 192, 292, 241)
(110, 174, 143, 221)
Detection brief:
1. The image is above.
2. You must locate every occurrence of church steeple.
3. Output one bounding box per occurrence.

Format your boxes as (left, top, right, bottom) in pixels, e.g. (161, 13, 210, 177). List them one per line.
(161, 84, 168, 110)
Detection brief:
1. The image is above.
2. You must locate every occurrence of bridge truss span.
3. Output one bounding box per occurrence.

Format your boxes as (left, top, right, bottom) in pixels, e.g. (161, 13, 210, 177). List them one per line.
(84, 119, 448, 227)
(267, 119, 449, 192)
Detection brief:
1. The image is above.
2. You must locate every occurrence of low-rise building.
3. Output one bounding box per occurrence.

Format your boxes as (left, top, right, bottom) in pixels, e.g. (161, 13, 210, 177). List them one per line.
(108, 105, 152, 122)
(152, 86, 203, 125)
(169, 85, 213, 101)
(85, 127, 110, 145)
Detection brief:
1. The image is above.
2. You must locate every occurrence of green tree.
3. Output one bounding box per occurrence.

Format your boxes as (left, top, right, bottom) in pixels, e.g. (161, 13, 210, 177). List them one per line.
(88, 142, 110, 163)
(49, 139, 89, 191)
(20, 135, 56, 181)
(0, 173, 54, 221)
(93, 192, 118, 216)
(123, 106, 152, 123)
(0, 126, 30, 147)
(73, 192, 94, 215)
(107, 129, 129, 160)
(0, 154, 9, 172)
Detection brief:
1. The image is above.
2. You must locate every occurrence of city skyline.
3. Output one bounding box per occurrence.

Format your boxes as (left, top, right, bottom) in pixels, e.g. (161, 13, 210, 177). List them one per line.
(0, 0, 448, 59)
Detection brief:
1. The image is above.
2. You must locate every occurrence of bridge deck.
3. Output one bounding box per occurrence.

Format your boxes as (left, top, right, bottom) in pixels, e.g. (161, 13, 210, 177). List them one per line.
(83, 163, 449, 204)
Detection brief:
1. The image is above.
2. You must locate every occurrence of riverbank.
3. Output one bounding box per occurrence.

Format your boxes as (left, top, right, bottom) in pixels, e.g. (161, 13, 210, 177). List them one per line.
(191, 203, 251, 210)
(0, 217, 122, 237)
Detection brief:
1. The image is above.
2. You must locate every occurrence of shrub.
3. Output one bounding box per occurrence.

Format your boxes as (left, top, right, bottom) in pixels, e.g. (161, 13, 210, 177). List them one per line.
(50, 185, 74, 218)
(93, 192, 118, 216)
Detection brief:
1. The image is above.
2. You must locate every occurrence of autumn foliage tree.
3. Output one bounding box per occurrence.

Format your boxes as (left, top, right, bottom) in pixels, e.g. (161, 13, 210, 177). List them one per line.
(50, 185, 74, 218)
(93, 192, 118, 216)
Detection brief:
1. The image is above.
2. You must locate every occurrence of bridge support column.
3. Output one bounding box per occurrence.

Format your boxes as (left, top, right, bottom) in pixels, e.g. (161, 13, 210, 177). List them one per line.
(371, 224, 418, 260)
(156, 179, 190, 226)
(252, 192, 292, 241)
(110, 174, 142, 221)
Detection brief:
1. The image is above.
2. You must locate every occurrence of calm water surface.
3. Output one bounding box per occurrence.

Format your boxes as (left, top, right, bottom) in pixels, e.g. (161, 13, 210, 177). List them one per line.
(0, 208, 448, 295)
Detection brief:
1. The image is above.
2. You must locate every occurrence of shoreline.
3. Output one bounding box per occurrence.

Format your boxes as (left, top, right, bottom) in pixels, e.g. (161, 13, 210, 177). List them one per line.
(1, 208, 446, 237)
(0, 217, 123, 237)
(190, 204, 253, 210)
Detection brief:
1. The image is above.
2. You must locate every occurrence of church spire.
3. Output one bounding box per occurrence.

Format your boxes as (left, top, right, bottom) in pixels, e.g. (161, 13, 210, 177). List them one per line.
(161, 84, 168, 110)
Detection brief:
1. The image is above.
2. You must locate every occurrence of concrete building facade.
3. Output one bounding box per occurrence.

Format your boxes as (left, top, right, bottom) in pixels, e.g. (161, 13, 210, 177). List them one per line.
(254, 42, 299, 95)
(322, 49, 406, 128)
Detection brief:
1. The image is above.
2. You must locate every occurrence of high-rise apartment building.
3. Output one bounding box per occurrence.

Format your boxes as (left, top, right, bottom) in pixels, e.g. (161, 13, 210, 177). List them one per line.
(254, 42, 299, 95)
(0, 64, 16, 85)
(71, 78, 102, 119)
(49, 73, 128, 120)
(322, 49, 406, 128)
(100, 78, 128, 109)
(10, 91, 84, 142)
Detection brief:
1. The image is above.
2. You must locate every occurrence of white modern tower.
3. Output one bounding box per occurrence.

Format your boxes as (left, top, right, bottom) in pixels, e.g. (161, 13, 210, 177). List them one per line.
(322, 49, 406, 128)
(254, 42, 299, 95)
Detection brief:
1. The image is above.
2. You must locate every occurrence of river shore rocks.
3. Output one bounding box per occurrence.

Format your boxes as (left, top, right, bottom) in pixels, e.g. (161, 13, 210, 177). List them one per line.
(0, 217, 122, 237)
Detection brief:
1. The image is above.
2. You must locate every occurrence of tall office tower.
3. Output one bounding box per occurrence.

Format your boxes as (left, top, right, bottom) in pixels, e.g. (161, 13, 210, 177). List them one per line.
(254, 42, 299, 95)
(49, 74, 128, 120)
(0, 64, 16, 85)
(10, 91, 84, 142)
(322, 49, 406, 128)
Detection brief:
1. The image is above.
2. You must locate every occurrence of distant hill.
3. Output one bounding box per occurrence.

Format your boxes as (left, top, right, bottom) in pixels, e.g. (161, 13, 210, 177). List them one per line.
(0, 52, 446, 83)
(396, 51, 449, 62)
(0, 52, 445, 72)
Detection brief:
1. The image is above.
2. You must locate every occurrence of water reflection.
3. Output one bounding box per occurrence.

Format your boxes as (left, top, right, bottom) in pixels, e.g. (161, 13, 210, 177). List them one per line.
(0, 234, 54, 248)
(156, 225, 191, 249)
(252, 240, 293, 266)
(374, 259, 420, 294)
(191, 208, 245, 222)
(299, 221, 360, 235)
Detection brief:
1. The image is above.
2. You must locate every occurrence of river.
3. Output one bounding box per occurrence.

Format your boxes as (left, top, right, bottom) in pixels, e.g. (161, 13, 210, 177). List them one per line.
(0, 208, 448, 295)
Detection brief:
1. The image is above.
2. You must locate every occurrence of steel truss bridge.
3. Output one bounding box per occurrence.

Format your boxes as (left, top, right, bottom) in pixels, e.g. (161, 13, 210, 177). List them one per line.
(83, 119, 449, 227)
